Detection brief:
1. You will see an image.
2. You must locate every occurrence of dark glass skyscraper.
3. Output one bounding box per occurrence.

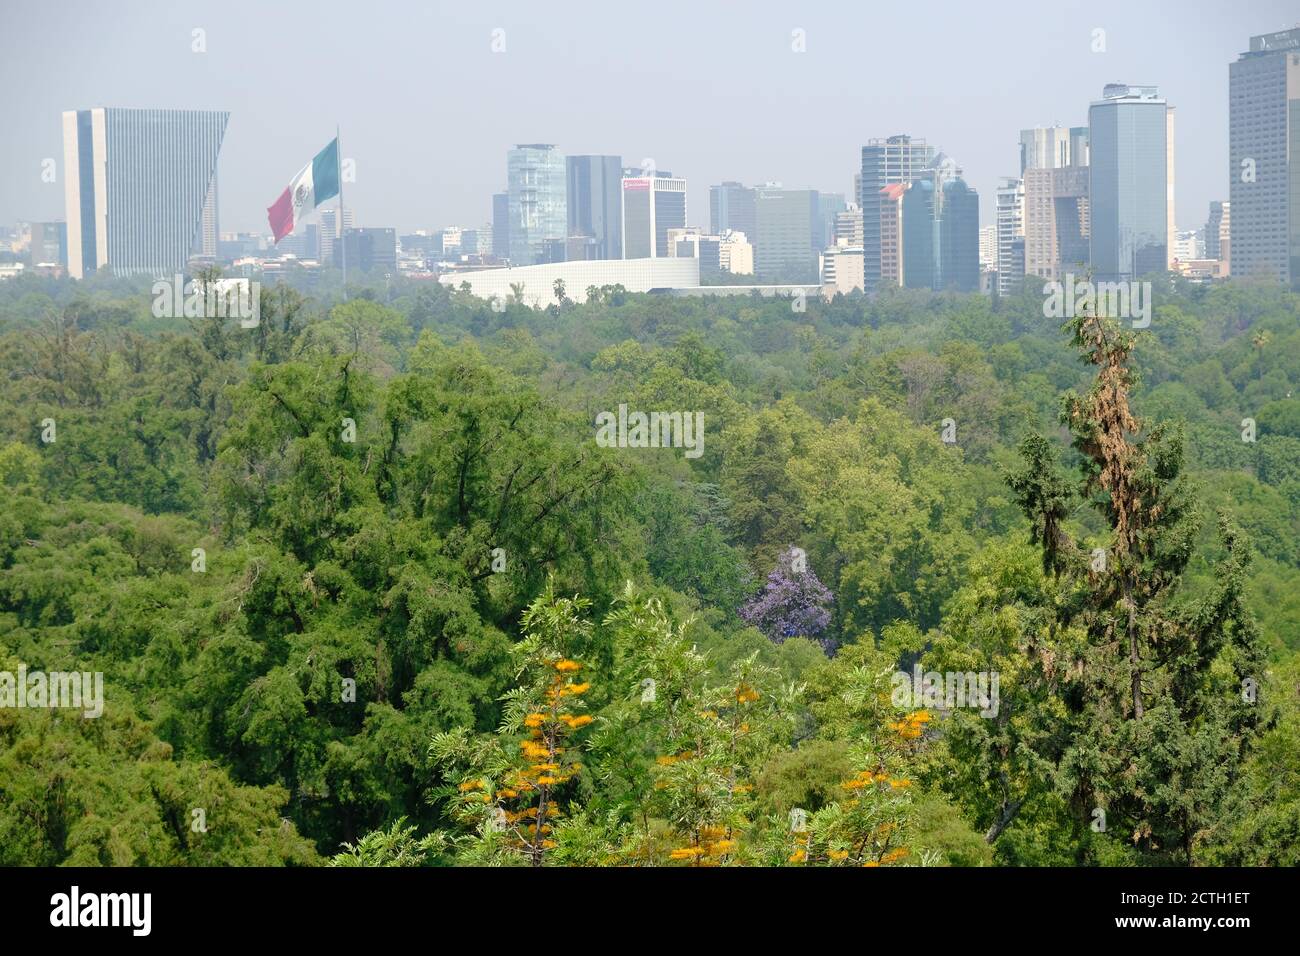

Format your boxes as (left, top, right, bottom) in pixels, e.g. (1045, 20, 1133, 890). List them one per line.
(492, 191, 510, 260)
(566, 155, 623, 260)
(710, 182, 757, 242)
(941, 178, 980, 292)
(1088, 85, 1170, 282)
(899, 170, 979, 292)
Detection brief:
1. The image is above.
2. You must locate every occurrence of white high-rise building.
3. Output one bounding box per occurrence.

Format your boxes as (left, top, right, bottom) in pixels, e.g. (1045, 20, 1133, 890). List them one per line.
(979, 224, 998, 271)
(995, 177, 1025, 296)
(318, 206, 354, 264)
(622, 176, 687, 259)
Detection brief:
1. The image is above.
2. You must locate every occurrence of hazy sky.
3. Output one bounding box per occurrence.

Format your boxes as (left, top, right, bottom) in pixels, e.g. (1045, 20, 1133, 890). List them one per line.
(2, 0, 1296, 236)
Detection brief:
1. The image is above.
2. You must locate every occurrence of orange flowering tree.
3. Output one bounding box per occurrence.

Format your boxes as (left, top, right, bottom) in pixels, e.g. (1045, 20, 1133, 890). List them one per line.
(777, 637, 935, 866)
(591, 585, 801, 866)
(430, 582, 597, 866)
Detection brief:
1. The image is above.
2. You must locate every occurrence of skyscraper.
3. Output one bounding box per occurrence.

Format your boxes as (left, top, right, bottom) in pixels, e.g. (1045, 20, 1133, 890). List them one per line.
(835, 205, 864, 247)
(1205, 200, 1227, 260)
(566, 155, 623, 260)
(941, 177, 980, 292)
(879, 184, 906, 288)
(899, 166, 979, 293)
(318, 206, 353, 264)
(860, 136, 935, 291)
(1020, 126, 1090, 282)
(61, 107, 228, 278)
(197, 179, 218, 261)
(507, 145, 566, 266)
(754, 187, 820, 282)
(709, 182, 758, 245)
(621, 176, 687, 259)
(1088, 85, 1171, 282)
(995, 177, 1025, 296)
(1229, 28, 1300, 288)
(901, 179, 937, 291)
(1023, 166, 1090, 281)
(979, 225, 998, 272)
(1019, 126, 1088, 173)
(492, 192, 510, 260)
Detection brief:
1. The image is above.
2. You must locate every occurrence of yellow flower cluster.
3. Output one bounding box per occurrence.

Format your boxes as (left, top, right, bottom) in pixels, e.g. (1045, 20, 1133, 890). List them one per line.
(734, 683, 760, 704)
(669, 826, 737, 865)
(655, 751, 694, 766)
(788, 829, 811, 865)
(841, 769, 890, 791)
(888, 710, 932, 740)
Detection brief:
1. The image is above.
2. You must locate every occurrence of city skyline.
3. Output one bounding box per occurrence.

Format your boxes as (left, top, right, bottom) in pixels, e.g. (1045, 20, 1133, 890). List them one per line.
(1, 1, 1296, 237)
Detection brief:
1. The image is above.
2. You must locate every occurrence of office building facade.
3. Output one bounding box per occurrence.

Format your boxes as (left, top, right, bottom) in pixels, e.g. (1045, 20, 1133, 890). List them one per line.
(566, 155, 623, 260)
(755, 187, 820, 282)
(62, 107, 229, 278)
(860, 135, 935, 290)
(1088, 85, 1171, 281)
(507, 145, 567, 266)
(1023, 165, 1090, 280)
(709, 182, 758, 245)
(995, 177, 1025, 296)
(622, 176, 687, 259)
(1229, 28, 1300, 287)
(899, 171, 980, 293)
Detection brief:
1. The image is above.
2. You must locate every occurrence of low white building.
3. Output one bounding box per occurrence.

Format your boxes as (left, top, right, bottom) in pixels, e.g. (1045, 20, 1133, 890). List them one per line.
(439, 257, 700, 307)
(820, 243, 865, 294)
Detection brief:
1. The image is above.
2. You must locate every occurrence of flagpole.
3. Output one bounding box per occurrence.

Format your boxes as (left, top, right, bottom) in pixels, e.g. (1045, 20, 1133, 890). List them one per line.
(336, 124, 347, 300)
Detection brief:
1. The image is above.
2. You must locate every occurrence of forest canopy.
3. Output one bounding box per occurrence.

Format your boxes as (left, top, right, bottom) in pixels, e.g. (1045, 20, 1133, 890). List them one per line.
(1, 269, 1297, 866)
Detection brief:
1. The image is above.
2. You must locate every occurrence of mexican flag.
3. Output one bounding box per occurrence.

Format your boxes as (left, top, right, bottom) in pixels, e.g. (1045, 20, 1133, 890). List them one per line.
(266, 137, 340, 243)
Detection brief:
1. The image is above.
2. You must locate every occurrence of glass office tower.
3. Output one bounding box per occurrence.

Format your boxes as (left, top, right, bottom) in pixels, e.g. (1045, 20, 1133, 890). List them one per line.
(566, 155, 623, 260)
(1088, 85, 1170, 282)
(507, 144, 567, 266)
(754, 187, 820, 282)
(710, 182, 758, 243)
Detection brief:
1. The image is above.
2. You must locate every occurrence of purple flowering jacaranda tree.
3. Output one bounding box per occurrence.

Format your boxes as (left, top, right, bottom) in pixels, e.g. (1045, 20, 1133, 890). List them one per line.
(738, 547, 836, 653)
